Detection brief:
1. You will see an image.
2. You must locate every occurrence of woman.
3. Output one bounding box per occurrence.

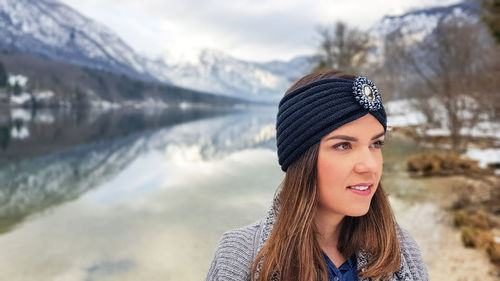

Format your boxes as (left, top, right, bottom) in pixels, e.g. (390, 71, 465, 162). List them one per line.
(205, 70, 428, 281)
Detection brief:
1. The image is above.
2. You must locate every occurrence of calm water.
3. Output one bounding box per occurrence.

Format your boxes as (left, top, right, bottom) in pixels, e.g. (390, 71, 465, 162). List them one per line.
(0, 107, 443, 281)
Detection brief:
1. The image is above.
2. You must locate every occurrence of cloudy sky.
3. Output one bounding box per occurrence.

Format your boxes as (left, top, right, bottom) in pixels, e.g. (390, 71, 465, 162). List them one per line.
(60, 0, 461, 62)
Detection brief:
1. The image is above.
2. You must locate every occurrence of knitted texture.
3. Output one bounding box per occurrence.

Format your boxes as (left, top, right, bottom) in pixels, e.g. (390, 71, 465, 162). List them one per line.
(205, 200, 429, 281)
(276, 78, 387, 171)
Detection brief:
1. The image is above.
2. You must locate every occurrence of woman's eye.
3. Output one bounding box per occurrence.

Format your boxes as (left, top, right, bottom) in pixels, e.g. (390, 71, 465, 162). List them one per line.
(333, 142, 351, 151)
(370, 140, 385, 149)
(333, 140, 384, 151)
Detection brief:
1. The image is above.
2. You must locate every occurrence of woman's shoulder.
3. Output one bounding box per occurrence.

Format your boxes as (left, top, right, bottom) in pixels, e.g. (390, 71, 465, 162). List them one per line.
(218, 219, 264, 256)
(205, 219, 265, 281)
(394, 224, 429, 281)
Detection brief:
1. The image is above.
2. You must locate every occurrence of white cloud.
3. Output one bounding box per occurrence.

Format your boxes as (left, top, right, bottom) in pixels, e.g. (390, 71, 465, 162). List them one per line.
(59, 0, 462, 62)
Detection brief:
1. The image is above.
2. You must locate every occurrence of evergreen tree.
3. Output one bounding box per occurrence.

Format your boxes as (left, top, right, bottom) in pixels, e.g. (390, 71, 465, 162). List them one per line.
(0, 62, 6, 88)
(13, 81, 21, 96)
(482, 0, 500, 43)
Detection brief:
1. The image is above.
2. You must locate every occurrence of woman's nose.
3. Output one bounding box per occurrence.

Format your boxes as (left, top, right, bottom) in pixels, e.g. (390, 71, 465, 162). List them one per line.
(353, 149, 380, 173)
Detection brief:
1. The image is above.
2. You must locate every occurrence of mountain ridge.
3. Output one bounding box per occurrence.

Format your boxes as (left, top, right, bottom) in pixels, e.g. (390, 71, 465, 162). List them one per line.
(0, 0, 480, 103)
(0, 0, 315, 101)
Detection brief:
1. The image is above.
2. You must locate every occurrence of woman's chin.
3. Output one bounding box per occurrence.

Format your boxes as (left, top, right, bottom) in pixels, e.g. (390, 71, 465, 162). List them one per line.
(345, 206, 370, 217)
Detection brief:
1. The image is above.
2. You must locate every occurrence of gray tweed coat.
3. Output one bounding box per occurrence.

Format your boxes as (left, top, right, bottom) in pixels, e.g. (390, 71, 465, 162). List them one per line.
(205, 199, 429, 281)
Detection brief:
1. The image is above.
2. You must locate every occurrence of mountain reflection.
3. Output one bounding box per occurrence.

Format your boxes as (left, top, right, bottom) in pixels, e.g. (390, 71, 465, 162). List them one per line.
(0, 107, 244, 166)
(0, 107, 277, 234)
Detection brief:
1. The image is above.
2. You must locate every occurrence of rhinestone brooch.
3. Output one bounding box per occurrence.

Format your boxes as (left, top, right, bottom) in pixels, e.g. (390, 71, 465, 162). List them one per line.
(352, 76, 382, 111)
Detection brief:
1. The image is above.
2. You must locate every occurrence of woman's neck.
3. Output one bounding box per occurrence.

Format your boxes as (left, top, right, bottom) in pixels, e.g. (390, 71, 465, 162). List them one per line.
(315, 208, 344, 246)
(314, 208, 346, 264)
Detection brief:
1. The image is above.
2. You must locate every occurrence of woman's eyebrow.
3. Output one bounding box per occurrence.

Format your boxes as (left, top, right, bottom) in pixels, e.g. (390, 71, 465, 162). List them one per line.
(325, 131, 385, 142)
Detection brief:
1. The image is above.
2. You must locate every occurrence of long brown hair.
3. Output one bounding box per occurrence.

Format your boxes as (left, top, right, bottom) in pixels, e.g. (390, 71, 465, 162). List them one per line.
(251, 70, 401, 281)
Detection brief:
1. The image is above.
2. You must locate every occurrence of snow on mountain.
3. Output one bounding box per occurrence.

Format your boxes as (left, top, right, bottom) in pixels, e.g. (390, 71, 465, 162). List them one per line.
(373, 2, 479, 35)
(0, 0, 157, 80)
(365, 1, 481, 88)
(2, 0, 478, 103)
(0, 0, 314, 102)
(156, 2, 478, 102)
(154, 48, 314, 102)
(369, 2, 480, 53)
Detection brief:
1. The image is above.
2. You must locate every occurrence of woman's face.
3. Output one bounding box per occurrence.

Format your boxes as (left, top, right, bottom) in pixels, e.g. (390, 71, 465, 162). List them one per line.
(316, 114, 385, 218)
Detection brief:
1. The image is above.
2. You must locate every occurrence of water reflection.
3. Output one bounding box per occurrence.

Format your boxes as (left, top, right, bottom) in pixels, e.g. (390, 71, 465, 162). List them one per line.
(0, 107, 240, 166)
(0, 107, 282, 281)
(0, 108, 446, 281)
(0, 107, 278, 234)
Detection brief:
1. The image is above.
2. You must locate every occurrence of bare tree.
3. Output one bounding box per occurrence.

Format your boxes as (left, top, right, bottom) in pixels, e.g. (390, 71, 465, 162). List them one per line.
(383, 14, 499, 152)
(370, 28, 415, 102)
(314, 21, 373, 74)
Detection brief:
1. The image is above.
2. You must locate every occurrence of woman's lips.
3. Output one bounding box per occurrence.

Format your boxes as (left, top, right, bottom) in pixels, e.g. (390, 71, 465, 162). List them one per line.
(347, 184, 372, 196)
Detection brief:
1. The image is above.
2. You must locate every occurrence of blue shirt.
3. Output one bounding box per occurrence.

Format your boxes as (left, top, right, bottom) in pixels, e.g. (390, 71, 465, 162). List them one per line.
(322, 252, 359, 281)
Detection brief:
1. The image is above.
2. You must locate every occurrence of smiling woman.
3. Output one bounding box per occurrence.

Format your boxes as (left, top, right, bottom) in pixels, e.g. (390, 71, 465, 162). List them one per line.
(204, 70, 428, 281)
(316, 115, 385, 220)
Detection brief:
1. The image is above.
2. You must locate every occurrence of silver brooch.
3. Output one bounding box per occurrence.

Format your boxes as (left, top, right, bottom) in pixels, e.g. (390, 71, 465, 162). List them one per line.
(352, 76, 382, 111)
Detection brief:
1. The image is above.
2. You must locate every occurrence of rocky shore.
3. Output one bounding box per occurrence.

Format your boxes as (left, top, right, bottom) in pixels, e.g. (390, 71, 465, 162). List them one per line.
(424, 174, 500, 280)
(391, 126, 500, 280)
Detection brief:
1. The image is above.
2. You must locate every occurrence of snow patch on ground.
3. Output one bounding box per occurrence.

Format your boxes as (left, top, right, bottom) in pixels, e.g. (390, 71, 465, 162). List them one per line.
(465, 148, 500, 169)
(386, 98, 500, 173)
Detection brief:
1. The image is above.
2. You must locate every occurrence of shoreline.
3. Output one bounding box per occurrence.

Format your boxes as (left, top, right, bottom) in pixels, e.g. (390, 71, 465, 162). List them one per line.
(391, 125, 500, 280)
(414, 175, 500, 280)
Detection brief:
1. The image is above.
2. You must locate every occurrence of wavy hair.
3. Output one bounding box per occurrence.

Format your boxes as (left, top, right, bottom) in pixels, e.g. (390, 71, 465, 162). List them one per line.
(251, 70, 401, 281)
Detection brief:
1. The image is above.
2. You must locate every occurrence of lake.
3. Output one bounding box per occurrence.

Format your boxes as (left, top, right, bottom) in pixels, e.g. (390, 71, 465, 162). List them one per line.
(0, 107, 445, 280)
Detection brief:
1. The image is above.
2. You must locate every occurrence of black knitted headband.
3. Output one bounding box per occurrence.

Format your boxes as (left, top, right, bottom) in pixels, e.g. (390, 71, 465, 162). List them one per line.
(276, 76, 387, 172)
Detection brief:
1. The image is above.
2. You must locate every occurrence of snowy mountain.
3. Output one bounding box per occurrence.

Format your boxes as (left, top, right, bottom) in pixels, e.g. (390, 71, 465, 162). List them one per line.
(153, 49, 314, 102)
(0, 0, 157, 81)
(160, 2, 478, 101)
(365, 1, 481, 91)
(370, 2, 480, 52)
(0, 0, 314, 102)
(1, 0, 477, 103)
(373, 2, 479, 35)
